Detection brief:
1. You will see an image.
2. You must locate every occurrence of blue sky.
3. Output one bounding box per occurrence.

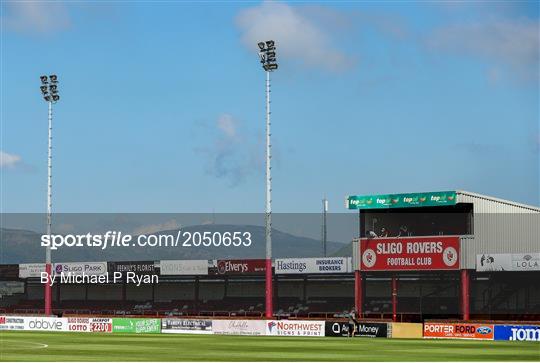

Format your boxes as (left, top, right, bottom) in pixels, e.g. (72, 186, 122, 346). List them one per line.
(1, 1, 539, 213)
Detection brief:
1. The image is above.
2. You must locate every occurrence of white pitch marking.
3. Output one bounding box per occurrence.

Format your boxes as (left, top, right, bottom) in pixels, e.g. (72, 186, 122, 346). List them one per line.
(0, 340, 48, 349)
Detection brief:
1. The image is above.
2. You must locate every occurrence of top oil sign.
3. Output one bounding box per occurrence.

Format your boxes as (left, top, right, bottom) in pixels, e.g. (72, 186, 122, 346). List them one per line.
(347, 191, 457, 209)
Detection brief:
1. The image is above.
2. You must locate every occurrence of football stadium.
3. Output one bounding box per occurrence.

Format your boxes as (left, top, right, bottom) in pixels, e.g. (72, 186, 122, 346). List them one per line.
(1, 190, 539, 361)
(2, 1, 540, 362)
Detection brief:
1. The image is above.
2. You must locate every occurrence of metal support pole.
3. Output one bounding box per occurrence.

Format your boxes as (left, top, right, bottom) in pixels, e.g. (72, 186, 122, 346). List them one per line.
(322, 198, 327, 257)
(354, 270, 363, 317)
(265, 70, 273, 318)
(392, 275, 398, 322)
(44, 101, 53, 316)
(461, 269, 470, 320)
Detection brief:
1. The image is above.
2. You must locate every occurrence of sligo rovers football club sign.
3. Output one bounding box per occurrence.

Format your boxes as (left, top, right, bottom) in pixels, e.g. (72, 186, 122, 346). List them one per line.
(360, 236, 460, 271)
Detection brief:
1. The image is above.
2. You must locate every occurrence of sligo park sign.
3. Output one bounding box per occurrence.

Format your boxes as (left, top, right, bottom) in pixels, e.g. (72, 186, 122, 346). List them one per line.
(346, 191, 457, 209)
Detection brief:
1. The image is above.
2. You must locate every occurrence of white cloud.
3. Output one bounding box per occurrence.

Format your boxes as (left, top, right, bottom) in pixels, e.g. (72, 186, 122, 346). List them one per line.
(133, 220, 180, 235)
(0, 151, 22, 168)
(426, 18, 539, 82)
(217, 114, 238, 139)
(236, 1, 355, 72)
(196, 114, 263, 186)
(2, 2, 71, 34)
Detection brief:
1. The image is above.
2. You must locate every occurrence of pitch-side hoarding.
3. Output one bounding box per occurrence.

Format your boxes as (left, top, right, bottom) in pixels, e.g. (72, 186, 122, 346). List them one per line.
(53, 262, 108, 276)
(360, 236, 460, 271)
(266, 320, 325, 337)
(494, 325, 540, 341)
(112, 318, 161, 333)
(476, 253, 540, 272)
(212, 319, 266, 335)
(160, 260, 209, 275)
(0, 316, 25, 330)
(209, 259, 266, 275)
(162, 319, 213, 334)
(18, 263, 46, 278)
(423, 323, 494, 340)
(109, 261, 157, 275)
(325, 321, 388, 338)
(275, 258, 351, 274)
(67, 317, 113, 333)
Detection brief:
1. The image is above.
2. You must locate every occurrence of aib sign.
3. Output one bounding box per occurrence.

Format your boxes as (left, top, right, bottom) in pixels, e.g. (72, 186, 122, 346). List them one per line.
(360, 236, 460, 271)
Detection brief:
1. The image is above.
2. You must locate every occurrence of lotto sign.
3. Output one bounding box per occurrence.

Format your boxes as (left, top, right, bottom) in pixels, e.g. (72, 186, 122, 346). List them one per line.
(424, 323, 494, 340)
(89, 318, 113, 333)
(67, 317, 112, 333)
(266, 320, 325, 337)
(360, 236, 460, 271)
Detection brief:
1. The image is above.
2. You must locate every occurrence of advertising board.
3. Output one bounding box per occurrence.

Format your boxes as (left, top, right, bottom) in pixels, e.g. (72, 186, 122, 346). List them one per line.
(66, 317, 113, 333)
(109, 261, 157, 275)
(212, 319, 266, 335)
(19, 263, 45, 278)
(266, 320, 325, 337)
(0, 316, 25, 330)
(325, 321, 388, 338)
(0, 264, 19, 279)
(23, 317, 69, 332)
(494, 325, 540, 341)
(160, 260, 209, 275)
(347, 191, 457, 209)
(162, 319, 213, 334)
(89, 317, 113, 333)
(112, 318, 161, 334)
(53, 262, 107, 276)
(275, 258, 351, 274)
(390, 323, 423, 339)
(360, 236, 460, 271)
(209, 259, 266, 275)
(423, 323, 494, 340)
(476, 253, 540, 272)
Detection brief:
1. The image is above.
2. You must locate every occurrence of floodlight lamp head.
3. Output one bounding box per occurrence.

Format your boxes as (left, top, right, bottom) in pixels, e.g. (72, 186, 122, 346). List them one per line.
(49, 74, 58, 82)
(40, 75, 48, 84)
(52, 95, 60, 102)
(40, 85, 48, 94)
(258, 40, 278, 72)
(44, 95, 51, 102)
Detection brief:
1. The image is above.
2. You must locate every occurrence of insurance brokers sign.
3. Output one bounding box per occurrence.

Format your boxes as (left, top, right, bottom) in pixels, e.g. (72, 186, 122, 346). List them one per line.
(275, 257, 351, 274)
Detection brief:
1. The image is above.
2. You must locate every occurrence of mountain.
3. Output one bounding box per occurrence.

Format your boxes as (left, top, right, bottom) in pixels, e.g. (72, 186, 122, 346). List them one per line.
(0, 225, 347, 264)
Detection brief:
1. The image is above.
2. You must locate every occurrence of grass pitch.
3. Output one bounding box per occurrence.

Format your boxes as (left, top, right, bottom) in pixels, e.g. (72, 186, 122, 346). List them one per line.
(1, 331, 539, 361)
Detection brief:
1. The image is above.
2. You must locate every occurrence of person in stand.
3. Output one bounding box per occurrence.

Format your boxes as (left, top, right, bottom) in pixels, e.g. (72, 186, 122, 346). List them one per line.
(348, 308, 357, 338)
(397, 225, 408, 237)
(380, 227, 389, 238)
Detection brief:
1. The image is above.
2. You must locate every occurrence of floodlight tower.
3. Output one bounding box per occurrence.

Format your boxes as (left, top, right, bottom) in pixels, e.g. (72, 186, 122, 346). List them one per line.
(258, 40, 278, 318)
(39, 75, 60, 316)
